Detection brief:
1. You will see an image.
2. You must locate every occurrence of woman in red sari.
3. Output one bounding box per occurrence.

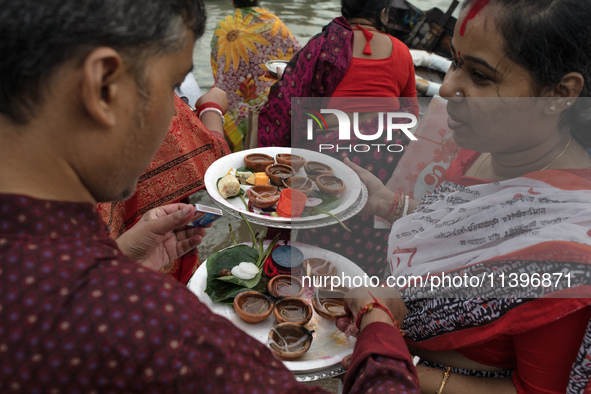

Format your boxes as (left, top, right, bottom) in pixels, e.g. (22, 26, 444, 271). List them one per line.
(346, 0, 591, 392)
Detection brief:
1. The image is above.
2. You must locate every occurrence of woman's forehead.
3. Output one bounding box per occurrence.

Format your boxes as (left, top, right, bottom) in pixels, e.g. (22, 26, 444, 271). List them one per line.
(459, 0, 491, 37)
(453, 5, 504, 61)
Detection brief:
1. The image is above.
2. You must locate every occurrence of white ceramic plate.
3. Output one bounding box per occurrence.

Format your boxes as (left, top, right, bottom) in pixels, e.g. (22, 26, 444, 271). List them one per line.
(186, 241, 368, 376)
(204, 147, 362, 224)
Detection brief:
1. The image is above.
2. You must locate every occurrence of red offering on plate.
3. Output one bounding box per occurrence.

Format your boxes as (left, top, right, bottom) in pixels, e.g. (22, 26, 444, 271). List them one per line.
(276, 188, 307, 218)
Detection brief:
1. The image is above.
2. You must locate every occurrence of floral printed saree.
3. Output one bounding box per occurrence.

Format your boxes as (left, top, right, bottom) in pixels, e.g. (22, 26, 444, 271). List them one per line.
(211, 7, 300, 151)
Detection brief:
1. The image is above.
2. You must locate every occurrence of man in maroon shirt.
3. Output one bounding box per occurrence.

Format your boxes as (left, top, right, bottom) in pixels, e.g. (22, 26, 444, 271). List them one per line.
(0, 0, 419, 392)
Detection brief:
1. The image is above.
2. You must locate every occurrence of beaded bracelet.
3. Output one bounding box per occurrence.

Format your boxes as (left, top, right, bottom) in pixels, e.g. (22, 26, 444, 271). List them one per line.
(354, 292, 404, 336)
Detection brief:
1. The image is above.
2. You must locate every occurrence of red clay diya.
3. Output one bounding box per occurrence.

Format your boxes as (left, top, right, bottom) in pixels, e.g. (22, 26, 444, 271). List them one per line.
(234, 291, 273, 324)
(265, 164, 295, 186)
(311, 289, 348, 321)
(315, 174, 346, 197)
(282, 176, 316, 196)
(246, 185, 280, 209)
(244, 153, 275, 172)
(303, 161, 333, 181)
(267, 323, 314, 360)
(276, 153, 306, 172)
(273, 298, 313, 325)
(267, 275, 305, 298)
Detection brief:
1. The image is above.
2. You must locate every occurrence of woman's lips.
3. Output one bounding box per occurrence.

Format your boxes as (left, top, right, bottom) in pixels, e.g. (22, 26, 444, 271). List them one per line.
(446, 112, 466, 130)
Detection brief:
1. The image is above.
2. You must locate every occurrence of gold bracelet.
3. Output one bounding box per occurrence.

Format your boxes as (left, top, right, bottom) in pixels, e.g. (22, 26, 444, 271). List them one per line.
(435, 367, 451, 394)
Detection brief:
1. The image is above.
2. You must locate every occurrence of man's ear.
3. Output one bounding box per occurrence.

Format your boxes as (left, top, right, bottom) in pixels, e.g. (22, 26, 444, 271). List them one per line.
(80, 48, 126, 127)
(542, 72, 584, 115)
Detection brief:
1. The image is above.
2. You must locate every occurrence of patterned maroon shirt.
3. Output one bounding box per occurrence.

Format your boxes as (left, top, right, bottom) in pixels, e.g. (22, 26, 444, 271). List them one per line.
(0, 194, 418, 393)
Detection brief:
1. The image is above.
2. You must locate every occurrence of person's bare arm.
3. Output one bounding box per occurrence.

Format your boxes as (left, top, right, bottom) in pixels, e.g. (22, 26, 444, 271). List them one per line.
(194, 87, 229, 134)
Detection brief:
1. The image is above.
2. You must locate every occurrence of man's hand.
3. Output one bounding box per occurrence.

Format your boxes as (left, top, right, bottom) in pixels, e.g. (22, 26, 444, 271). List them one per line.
(116, 203, 209, 271)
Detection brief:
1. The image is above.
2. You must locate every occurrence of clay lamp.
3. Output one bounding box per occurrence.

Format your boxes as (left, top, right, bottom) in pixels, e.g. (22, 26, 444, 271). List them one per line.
(302, 258, 338, 279)
(282, 176, 316, 197)
(303, 161, 333, 181)
(273, 298, 313, 325)
(267, 323, 314, 360)
(276, 153, 306, 172)
(268, 275, 305, 298)
(246, 185, 280, 209)
(233, 291, 273, 324)
(311, 289, 348, 321)
(315, 174, 346, 197)
(265, 164, 295, 186)
(244, 153, 275, 172)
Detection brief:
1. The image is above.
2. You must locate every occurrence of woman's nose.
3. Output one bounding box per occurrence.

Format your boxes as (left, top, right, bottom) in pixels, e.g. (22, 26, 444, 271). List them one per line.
(439, 69, 462, 100)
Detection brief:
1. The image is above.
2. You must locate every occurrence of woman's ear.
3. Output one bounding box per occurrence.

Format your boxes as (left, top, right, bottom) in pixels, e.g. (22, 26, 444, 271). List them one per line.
(80, 47, 126, 127)
(380, 8, 389, 26)
(555, 72, 584, 97)
(542, 72, 584, 115)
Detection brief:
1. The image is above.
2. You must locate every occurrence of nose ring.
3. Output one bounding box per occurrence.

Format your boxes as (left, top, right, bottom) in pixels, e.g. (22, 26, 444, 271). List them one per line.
(455, 91, 461, 97)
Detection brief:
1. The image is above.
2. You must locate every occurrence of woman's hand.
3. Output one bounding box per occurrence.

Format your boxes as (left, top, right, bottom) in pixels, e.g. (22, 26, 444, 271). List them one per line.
(194, 87, 229, 134)
(116, 203, 209, 271)
(336, 286, 407, 334)
(195, 87, 229, 113)
(336, 286, 407, 370)
(344, 158, 398, 218)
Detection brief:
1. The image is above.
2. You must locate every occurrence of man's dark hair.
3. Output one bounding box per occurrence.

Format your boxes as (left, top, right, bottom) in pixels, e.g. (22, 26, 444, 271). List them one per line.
(233, 0, 259, 8)
(462, 0, 591, 147)
(341, 0, 391, 32)
(0, 0, 206, 124)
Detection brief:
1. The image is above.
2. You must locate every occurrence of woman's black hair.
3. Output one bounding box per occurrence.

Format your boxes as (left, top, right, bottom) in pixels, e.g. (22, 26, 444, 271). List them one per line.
(341, 0, 391, 32)
(234, 0, 258, 8)
(462, 0, 591, 147)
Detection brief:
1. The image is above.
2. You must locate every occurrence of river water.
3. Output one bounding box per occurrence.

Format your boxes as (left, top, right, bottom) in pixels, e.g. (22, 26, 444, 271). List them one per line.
(193, 0, 458, 89)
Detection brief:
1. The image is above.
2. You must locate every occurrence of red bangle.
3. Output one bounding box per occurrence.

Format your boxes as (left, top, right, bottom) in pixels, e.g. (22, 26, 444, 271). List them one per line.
(355, 292, 404, 336)
(196, 102, 223, 118)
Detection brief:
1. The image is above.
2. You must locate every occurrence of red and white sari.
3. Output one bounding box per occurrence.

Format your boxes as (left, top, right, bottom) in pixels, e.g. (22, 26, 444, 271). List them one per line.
(388, 150, 591, 392)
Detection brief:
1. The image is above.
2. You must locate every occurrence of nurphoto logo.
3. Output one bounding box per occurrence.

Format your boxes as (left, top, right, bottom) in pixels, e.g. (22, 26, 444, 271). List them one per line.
(304, 108, 418, 153)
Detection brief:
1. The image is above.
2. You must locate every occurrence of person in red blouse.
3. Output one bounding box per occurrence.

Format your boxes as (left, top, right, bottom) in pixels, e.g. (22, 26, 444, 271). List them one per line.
(0, 0, 419, 392)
